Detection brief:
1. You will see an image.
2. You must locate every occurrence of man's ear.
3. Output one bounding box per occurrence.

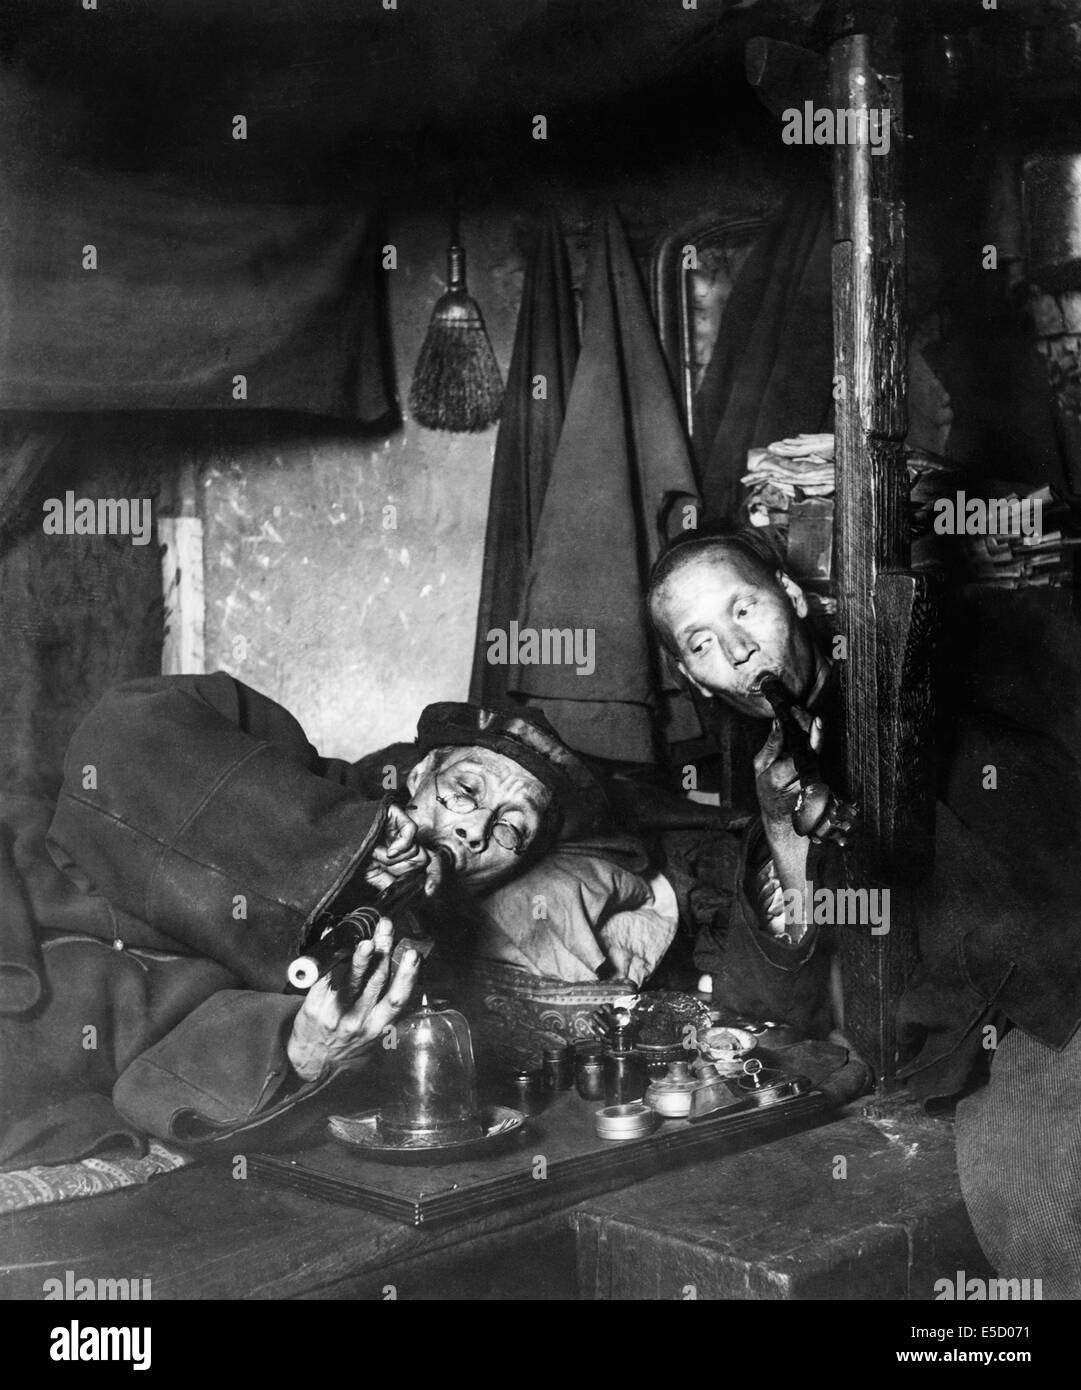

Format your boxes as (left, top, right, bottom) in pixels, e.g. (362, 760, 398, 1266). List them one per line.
(405, 750, 440, 796)
(777, 570, 809, 620)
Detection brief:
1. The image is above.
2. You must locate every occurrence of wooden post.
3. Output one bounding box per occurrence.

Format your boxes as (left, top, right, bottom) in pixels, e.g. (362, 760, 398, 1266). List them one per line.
(829, 24, 936, 1090)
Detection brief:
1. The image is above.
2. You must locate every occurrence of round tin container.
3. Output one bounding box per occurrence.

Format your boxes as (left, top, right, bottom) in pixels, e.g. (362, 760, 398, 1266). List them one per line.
(595, 1102, 659, 1142)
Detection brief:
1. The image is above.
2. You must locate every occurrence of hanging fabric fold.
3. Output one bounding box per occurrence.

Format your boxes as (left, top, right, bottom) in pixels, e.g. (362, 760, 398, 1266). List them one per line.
(693, 181, 835, 521)
(469, 213, 579, 707)
(508, 208, 701, 765)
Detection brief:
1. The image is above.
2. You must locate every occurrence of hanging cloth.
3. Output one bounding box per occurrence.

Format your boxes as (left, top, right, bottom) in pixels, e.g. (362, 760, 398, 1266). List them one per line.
(693, 182, 835, 521)
(0, 134, 394, 425)
(509, 208, 700, 764)
(469, 213, 578, 707)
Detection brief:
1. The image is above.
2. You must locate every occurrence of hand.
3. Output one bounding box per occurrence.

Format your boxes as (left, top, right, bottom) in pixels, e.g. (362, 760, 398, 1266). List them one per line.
(287, 917, 421, 1082)
(363, 803, 445, 897)
(753, 708, 824, 834)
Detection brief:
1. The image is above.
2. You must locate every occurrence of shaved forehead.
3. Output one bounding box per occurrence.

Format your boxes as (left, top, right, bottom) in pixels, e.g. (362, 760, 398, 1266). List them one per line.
(648, 539, 781, 649)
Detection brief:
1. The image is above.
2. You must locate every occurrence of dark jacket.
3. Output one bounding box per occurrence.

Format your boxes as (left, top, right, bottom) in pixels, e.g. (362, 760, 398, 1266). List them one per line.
(0, 672, 390, 1167)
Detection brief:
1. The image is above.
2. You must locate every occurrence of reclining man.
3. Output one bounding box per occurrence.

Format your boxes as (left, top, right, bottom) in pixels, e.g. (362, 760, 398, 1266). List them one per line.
(647, 524, 1081, 1297)
(0, 672, 607, 1167)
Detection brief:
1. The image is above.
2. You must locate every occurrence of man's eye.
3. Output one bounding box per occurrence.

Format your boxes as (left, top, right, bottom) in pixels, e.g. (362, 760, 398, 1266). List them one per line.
(735, 600, 756, 621)
(690, 636, 710, 656)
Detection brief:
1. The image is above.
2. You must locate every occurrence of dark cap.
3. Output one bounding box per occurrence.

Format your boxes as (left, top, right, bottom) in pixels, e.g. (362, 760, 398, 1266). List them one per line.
(415, 702, 608, 842)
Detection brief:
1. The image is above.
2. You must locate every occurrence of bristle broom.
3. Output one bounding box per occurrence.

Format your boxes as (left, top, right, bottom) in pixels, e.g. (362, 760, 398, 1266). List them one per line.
(409, 243, 504, 432)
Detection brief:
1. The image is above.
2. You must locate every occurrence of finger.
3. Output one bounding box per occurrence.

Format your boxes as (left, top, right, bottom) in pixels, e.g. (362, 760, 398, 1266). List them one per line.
(791, 704, 814, 735)
(423, 849, 444, 897)
(768, 759, 802, 796)
(371, 915, 394, 956)
(753, 719, 785, 775)
(371, 841, 428, 871)
(382, 809, 418, 861)
(344, 942, 397, 1028)
(809, 715, 824, 755)
(362, 949, 421, 1036)
(348, 937, 376, 994)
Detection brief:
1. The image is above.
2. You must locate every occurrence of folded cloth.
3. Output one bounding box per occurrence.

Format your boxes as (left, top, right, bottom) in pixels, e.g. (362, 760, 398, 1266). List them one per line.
(767, 434, 835, 459)
(742, 444, 835, 495)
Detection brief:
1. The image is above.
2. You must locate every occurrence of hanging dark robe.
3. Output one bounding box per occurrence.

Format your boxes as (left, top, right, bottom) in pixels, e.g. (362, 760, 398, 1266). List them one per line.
(469, 213, 579, 707)
(509, 208, 701, 764)
(694, 183, 835, 521)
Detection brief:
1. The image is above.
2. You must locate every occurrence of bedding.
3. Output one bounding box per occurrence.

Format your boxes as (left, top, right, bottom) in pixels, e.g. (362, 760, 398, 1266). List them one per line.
(473, 845, 678, 986)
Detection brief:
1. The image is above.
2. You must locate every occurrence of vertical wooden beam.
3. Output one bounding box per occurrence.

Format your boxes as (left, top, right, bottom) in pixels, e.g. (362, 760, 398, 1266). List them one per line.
(829, 28, 936, 1089)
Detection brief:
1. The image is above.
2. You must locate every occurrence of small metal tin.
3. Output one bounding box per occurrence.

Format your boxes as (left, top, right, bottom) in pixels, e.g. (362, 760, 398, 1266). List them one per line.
(512, 1068, 547, 1116)
(542, 1043, 574, 1091)
(595, 1102, 659, 1142)
(574, 1043, 607, 1102)
(736, 1062, 809, 1107)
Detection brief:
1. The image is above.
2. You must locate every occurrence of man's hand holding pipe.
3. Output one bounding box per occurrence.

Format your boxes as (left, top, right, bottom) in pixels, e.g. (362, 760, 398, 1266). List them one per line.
(363, 802, 445, 896)
(287, 916, 420, 1081)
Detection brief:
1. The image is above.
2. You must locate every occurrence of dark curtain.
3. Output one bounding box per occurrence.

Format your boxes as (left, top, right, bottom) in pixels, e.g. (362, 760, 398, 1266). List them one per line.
(0, 130, 395, 426)
(509, 208, 700, 765)
(694, 183, 835, 520)
(469, 214, 579, 707)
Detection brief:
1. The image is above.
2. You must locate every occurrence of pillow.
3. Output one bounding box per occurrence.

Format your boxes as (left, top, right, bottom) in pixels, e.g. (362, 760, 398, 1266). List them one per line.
(475, 846, 677, 986)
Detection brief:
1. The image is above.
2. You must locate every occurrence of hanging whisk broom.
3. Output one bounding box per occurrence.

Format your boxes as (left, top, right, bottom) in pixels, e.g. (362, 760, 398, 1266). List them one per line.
(409, 213, 504, 432)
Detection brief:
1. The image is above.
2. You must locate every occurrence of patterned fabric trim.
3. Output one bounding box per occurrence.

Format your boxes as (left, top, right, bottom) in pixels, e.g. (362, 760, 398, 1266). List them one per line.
(0, 1141, 191, 1215)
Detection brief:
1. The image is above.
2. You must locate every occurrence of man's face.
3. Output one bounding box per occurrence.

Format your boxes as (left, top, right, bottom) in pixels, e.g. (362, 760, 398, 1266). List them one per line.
(652, 552, 816, 717)
(405, 746, 552, 887)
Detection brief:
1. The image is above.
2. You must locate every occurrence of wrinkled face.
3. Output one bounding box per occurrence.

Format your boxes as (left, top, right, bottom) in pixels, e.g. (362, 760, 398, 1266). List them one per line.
(406, 746, 552, 887)
(651, 552, 816, 717)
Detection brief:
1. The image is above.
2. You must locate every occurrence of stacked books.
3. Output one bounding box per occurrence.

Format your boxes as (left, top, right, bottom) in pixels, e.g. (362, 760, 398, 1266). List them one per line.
(742, 437, 1078, 592)
(908, 451, 1079, 589)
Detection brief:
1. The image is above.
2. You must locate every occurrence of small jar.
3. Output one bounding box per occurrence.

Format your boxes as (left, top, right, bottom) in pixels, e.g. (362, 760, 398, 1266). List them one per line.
(574, 1043, 607, 1102)
(542, 1043, 574, 1092)
(604, 1045, 648, 1106)
(511, 1068, 546, 1116)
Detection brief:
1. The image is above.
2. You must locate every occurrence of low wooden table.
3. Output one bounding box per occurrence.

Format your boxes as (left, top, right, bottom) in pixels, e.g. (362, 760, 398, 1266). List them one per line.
(0, 1087, 833, 1300)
